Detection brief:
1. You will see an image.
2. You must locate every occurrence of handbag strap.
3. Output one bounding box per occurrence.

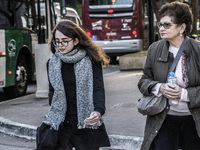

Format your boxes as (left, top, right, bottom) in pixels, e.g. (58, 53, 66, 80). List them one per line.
(166, 37, 189, 81)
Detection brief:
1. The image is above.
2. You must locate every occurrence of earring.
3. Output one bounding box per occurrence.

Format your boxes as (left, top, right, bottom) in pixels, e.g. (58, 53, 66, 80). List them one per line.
(180, 33, 183, 37)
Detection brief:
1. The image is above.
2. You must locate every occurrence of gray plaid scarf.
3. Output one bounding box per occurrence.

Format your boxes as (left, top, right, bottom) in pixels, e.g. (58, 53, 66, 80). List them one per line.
(45, 49, 102, 130)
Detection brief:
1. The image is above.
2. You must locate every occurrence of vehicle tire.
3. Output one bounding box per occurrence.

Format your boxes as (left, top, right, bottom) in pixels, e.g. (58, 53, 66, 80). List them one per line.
(3, 55, 28, 99)
(109, 56, 118, 64)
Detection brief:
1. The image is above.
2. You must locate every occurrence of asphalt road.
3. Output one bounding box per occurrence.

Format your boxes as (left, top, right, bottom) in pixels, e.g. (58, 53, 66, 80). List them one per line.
(0, 64, 146, 149)
(0, 132, 35, 150)
(103, 70, 145, 137)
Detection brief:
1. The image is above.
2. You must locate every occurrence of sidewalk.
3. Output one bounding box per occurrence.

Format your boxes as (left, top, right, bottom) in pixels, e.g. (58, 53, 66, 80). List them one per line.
(0, 71, 145, 150)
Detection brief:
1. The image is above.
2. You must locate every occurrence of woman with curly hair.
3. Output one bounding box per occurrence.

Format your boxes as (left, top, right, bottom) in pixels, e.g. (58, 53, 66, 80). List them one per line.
(138, 2, 200, 150)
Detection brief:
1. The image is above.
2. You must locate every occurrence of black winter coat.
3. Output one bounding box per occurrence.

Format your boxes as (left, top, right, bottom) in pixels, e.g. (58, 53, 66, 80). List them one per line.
(47, 59, 110, 149)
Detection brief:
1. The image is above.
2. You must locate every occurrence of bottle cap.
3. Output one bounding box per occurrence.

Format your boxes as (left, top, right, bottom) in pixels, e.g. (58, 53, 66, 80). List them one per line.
(169, 72, 175, 75)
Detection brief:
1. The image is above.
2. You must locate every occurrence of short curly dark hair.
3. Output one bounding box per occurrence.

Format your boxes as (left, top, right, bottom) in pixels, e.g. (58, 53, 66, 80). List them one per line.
(158, 1, 193, 36)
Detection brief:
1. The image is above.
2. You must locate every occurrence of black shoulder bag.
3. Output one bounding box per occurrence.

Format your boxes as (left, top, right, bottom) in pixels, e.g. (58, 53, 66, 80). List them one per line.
(36, 122, 58, 150)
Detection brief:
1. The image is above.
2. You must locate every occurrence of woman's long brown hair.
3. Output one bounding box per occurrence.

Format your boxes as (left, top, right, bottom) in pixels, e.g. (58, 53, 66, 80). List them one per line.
(49, 19, 110, 66)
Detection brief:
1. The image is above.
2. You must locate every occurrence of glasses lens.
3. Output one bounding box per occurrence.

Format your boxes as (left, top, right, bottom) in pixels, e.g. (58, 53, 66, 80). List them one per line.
(157, 22, 172, 29)
(52, 40, 57, 46)
(52, 40, 68, 47)
(52, 39, 73, 47)
(163, 23, 171, 29)
(157, 22, 161, 28)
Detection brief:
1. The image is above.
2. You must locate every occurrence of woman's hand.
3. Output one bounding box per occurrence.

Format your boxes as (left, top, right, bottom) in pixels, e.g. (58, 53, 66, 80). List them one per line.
(84, 111, 101, 125)
(159, 83, 182, 99)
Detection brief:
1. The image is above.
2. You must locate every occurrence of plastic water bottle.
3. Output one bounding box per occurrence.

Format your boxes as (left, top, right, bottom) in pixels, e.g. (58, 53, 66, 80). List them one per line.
(168, 72, 179, 106)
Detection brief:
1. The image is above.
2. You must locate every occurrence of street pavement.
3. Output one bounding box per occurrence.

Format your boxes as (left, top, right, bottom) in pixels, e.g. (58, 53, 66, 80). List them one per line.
(0, 70, 146, 150)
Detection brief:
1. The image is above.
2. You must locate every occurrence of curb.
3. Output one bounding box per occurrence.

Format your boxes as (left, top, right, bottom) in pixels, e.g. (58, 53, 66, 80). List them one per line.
(108, 135, 143, 150)
(119, 52, 147, 71)
(0, 117, 37, 140)
(0, 117, 143, 149)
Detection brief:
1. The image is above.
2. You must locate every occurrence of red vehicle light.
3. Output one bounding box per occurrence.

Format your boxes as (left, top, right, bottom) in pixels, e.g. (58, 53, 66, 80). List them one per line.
(86, 32, 91, 37)
(108, 9, 114, 13)
(8, 71, 12, 75)
(0, 52, 6, 55)
(132, 30, 137, 35)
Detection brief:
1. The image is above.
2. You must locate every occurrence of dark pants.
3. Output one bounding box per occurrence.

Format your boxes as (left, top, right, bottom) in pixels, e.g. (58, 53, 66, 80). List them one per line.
(151, 115, 200, 150)
(55, 123, 110, 150)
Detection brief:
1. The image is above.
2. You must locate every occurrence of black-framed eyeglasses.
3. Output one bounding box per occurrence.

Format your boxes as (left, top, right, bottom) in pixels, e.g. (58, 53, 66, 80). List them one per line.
(52, 39, 73, 47)
(157, 22, 174, 29)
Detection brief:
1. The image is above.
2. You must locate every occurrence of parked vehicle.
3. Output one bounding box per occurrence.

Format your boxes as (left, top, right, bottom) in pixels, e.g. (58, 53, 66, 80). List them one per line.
(82, 0, 158, 60)
(54, 4, 82, 26)
(0, 0, 62, 99)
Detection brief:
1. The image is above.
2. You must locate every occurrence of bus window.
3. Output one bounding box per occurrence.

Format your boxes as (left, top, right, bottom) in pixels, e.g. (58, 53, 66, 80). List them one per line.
(115, 0, 133, 4)
(0, 1, 13, 27)
(16, 2, 26, 27)
(0, 1, 35, 29)
(89, 0, 133, 5)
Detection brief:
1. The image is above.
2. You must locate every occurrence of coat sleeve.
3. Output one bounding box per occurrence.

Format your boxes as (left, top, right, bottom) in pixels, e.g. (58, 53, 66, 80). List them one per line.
(92, 62, 106, 116)
(186, 40, 200, 109)
(137, 43, 160, 96)
(46, 59, 54, 106)
(187, 87, 200, 108)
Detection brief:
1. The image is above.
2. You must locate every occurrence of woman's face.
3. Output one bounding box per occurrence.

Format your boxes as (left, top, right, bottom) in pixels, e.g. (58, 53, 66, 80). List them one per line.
(158, 16, 182, 41)
(54, 30, 78, 54)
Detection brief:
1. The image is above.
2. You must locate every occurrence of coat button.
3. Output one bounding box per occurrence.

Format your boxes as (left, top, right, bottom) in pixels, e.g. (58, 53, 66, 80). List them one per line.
(155, 130, 158, 133)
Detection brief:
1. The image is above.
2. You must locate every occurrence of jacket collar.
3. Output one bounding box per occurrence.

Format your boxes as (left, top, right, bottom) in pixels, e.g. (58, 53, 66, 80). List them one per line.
(156, 40, 170, 62)
(157, 37, 192, 63)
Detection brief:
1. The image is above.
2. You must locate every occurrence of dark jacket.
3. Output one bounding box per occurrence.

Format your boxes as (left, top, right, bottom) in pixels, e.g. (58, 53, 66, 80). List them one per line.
(138, 38, 200, 150)
(47, 59, 110, 149)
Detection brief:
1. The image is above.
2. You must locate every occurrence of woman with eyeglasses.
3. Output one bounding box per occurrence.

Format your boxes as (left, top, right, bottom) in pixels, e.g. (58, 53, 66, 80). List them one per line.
(45, 19, 110, 150)
(138, 2, 200, 150)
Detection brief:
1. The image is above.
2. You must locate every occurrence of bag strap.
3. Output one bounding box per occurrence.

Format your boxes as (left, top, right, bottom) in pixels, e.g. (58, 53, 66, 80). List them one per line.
(167, 37, 189, 80)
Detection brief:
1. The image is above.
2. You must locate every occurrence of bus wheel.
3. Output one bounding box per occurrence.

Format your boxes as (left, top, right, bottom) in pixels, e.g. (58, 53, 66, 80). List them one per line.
(3, 55, 28, 99)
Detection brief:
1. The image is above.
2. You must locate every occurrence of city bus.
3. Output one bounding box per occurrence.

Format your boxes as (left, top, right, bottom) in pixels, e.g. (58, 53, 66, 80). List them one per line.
(82, 0, 157, 60)
(0, 0, 59, 99)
